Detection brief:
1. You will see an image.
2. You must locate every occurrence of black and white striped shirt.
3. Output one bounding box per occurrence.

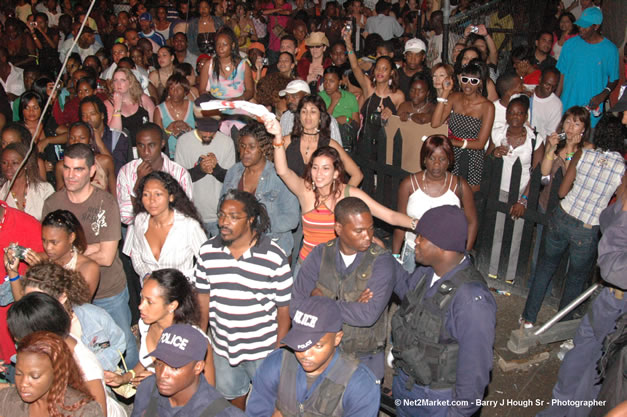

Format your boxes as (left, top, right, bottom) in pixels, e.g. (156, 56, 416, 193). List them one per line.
(193, 235, 293, 365)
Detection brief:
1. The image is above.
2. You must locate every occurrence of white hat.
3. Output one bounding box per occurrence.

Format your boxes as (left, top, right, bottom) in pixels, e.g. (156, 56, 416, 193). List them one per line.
(279, 80, 311, 97)
(405, 38, 426, 54)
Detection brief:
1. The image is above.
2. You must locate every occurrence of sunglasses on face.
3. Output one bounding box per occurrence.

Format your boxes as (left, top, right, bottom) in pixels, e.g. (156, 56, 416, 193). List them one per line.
(309, 45, 324, 49)
(460, 76, 480, 85)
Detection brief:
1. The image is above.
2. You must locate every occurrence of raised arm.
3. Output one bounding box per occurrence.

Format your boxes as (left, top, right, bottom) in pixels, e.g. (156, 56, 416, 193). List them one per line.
(329, 141, 363, 187)
(431, 81, 454, 128)
(342, 29, 372, 97)
(266, 118, 308, 199)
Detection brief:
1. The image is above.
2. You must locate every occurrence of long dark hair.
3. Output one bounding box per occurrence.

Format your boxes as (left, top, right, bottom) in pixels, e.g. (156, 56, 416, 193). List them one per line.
(369, 56, 398, 92)
(1, 142, 42, 184)
(554, 106, 591, 155)
(594, 115, 625, 154)
(556, 12, 578, 38)
(8, 292, 71, 341)
(212, 26, 242, 81)
(42, 210, 88, 253)
(145, 269, 200, 325)
(219, 189, 270, 244)
(291, 95, 332, 141)
(303, 146, 347, 209)
(134, 171, 203, 224)
(18, 91, 44, 122)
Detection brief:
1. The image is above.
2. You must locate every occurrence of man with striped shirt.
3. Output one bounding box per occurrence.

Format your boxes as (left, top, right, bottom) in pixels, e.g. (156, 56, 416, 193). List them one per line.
(193, 189, 293, 411)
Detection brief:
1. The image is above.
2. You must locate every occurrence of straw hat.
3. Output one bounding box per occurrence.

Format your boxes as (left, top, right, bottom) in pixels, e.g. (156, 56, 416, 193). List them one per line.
(305, 32, 329, 47)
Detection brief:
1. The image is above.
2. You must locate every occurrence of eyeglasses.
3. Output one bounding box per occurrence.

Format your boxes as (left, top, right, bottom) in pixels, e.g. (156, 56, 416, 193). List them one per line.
(309, 45, 324, 49)
(460, 76, 481, 85)
(217, 212, 248, 222)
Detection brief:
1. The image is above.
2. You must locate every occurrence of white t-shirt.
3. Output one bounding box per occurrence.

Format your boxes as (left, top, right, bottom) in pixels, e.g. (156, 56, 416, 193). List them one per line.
(492, 124, 544, 195)
(71, 336, 128, 417)
(531, 93, 563, 141)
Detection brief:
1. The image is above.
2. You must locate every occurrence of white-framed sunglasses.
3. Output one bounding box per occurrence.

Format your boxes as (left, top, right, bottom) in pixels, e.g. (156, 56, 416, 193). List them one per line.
(460, 76, 481, 85)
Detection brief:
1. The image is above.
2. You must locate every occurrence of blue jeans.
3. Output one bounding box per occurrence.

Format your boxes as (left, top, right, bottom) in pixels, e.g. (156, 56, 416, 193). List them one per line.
(213, 352, 264, 399)
(522, 206, 600, 324)
(93, 286, 139, 369)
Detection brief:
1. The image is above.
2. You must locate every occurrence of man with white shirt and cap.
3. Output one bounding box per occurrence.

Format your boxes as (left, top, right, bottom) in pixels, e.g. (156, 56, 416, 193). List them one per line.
(392, 205, 496, 417)
(279, 79, 343, 146)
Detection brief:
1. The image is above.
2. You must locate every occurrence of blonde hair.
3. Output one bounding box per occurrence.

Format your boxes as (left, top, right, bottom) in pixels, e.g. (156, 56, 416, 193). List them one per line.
(112, 67, 143, 104)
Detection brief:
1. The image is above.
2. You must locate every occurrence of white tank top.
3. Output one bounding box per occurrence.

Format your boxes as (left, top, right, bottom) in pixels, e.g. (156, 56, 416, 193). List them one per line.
(405, 171, 461, 244)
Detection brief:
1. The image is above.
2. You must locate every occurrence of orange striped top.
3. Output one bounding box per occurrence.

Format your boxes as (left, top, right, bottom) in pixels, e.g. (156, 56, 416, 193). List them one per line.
(299, 204, 336, 261)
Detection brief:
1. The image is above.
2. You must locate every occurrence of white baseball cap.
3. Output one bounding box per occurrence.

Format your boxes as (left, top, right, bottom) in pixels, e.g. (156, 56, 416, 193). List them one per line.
(279, 80, 311, 97)
(405, 38, 426, 54)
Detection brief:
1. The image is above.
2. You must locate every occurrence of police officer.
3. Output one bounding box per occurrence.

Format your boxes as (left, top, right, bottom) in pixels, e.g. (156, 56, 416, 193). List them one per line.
(392, 205, 497, 417)
(246, 296, 380, 417)
(290, 197, 400, 381)
(131, 324, 244, 417)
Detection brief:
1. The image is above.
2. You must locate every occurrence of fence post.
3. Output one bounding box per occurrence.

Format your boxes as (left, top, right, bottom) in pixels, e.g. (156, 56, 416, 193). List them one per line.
(475, 156, 502, 273)
(515, 165, 543, 285)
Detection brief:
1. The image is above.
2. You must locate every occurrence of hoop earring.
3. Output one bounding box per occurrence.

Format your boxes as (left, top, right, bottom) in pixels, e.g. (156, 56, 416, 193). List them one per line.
(388, 79, 392, 86)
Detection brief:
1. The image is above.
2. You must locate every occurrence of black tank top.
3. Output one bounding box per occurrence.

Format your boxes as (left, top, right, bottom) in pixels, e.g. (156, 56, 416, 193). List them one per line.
(285, 135, 331, 178)
(122, 106, 150, 147)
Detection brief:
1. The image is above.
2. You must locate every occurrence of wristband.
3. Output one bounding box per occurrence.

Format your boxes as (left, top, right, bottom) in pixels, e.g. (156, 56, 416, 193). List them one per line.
(436, 97, 448, 103)
(347, 50, 354, 55)
(517, 198, 528, 208)
(9, 274, 21, 282)
(461, 140, 468, 149)
(604, 87, 611, 94)
(410, 217, 418, 230)
(521, 194, 528, 200)
(112, 113, 122, 117)
(273, 140, 284, 148)
(127, 369, 136, 382)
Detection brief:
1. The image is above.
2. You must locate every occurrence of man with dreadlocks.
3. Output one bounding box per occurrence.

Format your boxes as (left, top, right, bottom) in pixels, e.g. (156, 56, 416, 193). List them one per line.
(192, 189, 293, 411)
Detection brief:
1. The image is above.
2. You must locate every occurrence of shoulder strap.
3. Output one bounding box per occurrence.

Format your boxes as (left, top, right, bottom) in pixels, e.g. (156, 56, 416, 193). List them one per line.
(199, 397, 232, 417)
(410, 173, 418, 192)
(344, 184, 351, 197)
(530, 127, 538, 168)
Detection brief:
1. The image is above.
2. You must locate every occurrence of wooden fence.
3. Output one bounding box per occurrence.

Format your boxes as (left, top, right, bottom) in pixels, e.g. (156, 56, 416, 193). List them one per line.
(353, 125, 580, 304)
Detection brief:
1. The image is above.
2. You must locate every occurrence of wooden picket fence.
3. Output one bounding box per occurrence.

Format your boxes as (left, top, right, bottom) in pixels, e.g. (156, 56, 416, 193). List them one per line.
(352, 126, 577, 303)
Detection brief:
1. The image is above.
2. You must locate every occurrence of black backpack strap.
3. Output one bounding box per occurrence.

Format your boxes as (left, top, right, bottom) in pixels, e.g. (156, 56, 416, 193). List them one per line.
(200, 397, 233, 417)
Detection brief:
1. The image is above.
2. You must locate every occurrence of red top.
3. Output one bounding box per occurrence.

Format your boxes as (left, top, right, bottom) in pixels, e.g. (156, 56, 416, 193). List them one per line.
(0, 202, 43, 362)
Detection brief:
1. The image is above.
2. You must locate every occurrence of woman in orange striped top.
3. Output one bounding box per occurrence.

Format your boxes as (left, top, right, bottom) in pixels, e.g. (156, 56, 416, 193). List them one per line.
(267, 117, 416, 265)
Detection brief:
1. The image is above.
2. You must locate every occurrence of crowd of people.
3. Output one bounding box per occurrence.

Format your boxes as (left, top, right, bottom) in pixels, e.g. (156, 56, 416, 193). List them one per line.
(0, 0, 624, 415)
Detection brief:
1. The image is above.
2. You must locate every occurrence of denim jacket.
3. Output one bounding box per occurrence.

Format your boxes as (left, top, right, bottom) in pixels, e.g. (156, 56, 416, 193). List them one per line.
(222, 161, 300, 255)
(73, 303, 127, 372)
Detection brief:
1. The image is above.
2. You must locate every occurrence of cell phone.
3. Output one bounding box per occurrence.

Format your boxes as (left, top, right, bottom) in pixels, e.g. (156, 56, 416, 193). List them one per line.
(344, 21, 352, 33)
(30, 21, 37, 27)
(470, 25, 479, 33)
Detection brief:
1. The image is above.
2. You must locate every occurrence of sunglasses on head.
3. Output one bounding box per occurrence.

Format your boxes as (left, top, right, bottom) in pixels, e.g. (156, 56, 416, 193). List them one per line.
(460, 76, 481, 85)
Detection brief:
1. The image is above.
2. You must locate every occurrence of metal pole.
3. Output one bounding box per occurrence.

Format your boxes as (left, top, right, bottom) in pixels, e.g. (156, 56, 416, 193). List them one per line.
(442, 0, 450, 64)
(533, 284, 600, 336)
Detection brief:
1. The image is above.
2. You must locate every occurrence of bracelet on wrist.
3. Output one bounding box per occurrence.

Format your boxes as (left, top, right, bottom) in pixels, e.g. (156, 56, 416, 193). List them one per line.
(436, 97, 448, 103)
(461, 140, 468, 149)
(9, 274, 21, 282)
(410, 217, 419, 230)
(517, 198, 528, 208)
(273, 140, 284, 148)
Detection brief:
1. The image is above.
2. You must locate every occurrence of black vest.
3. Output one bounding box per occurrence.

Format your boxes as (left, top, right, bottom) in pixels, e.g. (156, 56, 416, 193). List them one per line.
(391, 265, 486, 389)
(276, 350, 359, 417)
(316, 239, 388, 355)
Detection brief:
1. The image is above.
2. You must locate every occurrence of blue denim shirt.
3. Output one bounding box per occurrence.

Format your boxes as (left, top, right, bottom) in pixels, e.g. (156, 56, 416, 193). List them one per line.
(222, 161, 300, 256)
(73, 303, 127, 372)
